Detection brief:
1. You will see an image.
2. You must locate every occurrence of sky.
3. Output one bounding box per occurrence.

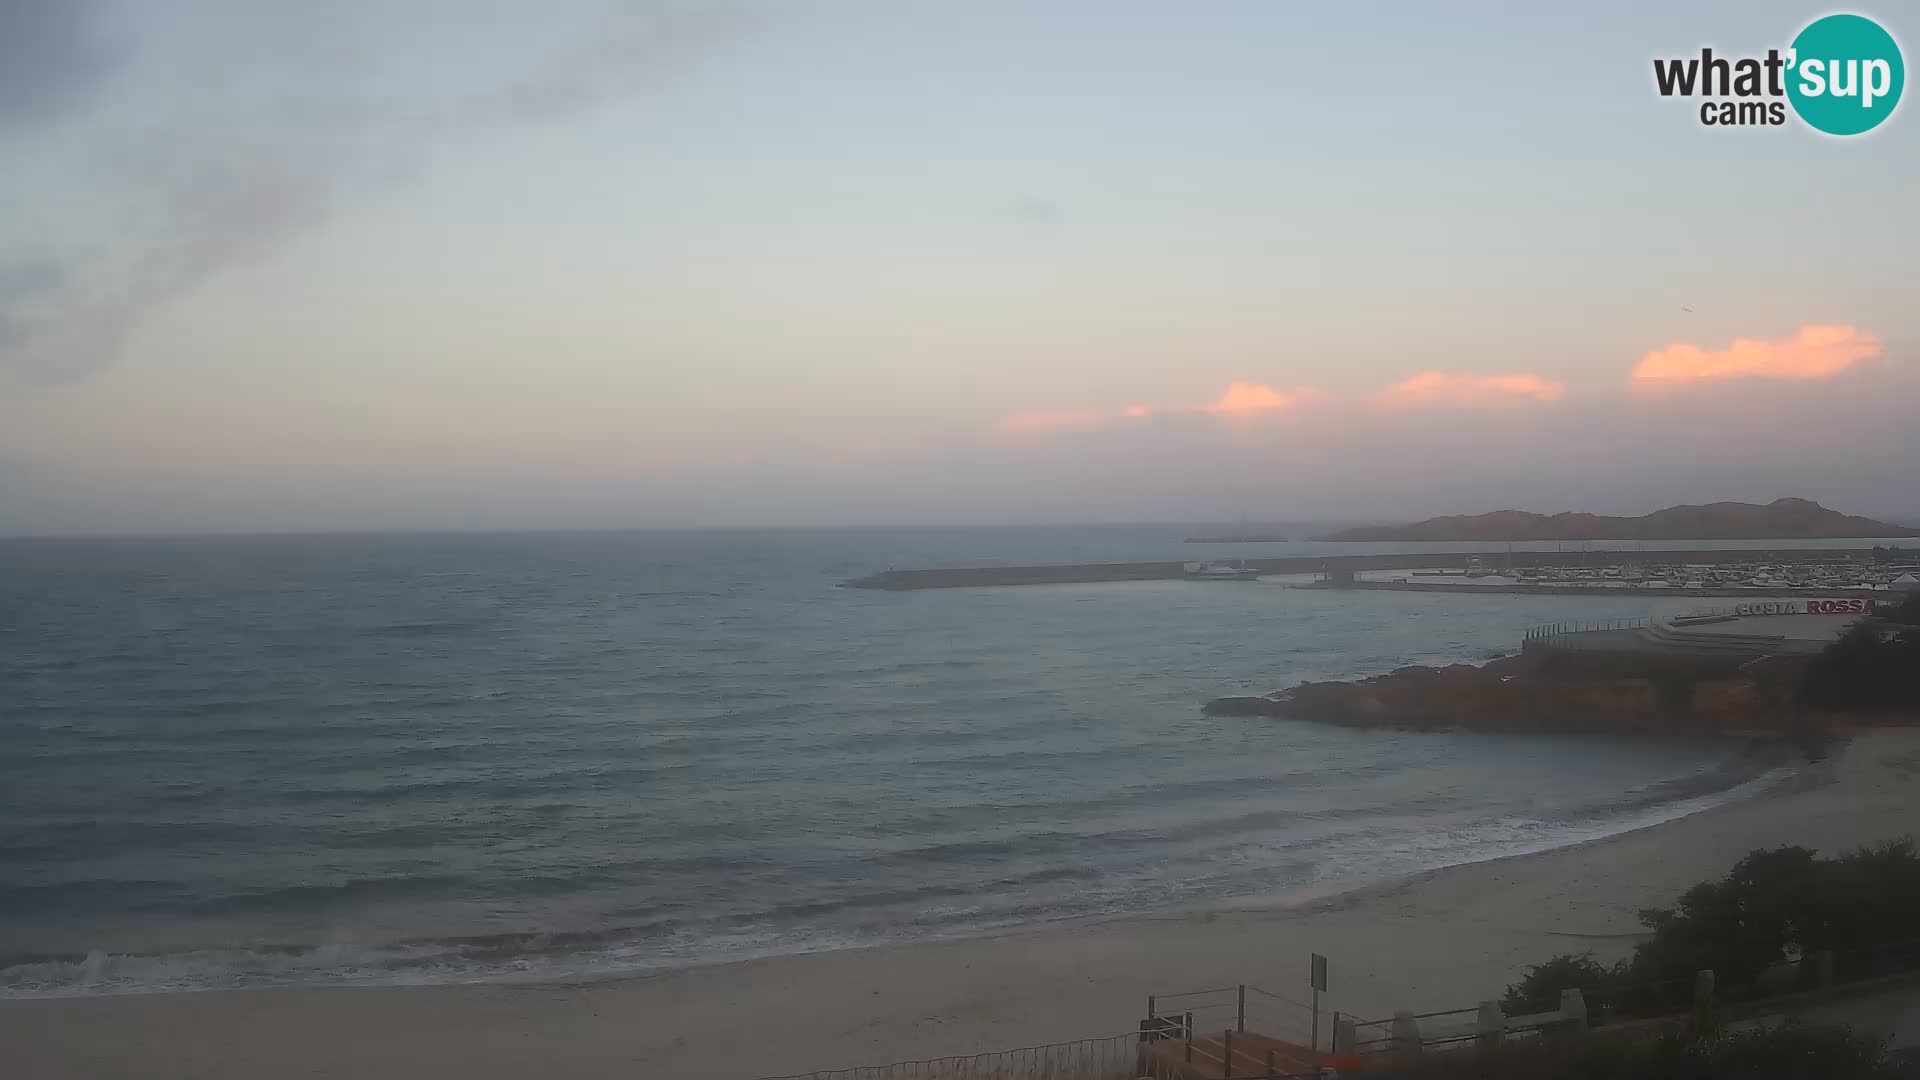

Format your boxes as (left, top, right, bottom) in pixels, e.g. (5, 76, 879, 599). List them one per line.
(2, 0, 1916, 534)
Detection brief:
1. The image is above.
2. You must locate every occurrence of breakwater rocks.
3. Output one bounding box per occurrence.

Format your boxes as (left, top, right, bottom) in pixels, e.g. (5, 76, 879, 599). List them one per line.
(1204, 654, 1804, 736)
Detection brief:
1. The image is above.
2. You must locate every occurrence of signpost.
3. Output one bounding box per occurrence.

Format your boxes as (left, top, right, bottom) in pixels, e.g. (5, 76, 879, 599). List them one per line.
(1310, 953, 1328, 1054)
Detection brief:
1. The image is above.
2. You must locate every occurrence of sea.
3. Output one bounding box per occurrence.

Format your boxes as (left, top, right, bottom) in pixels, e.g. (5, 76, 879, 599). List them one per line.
(0, 526, 1869, 998)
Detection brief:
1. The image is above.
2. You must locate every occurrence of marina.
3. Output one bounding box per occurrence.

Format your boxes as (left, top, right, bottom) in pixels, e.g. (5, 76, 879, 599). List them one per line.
(845, 548, 1918, 594)
(1305, 553, 1917, 598)
(1286, 578, 1886, 600)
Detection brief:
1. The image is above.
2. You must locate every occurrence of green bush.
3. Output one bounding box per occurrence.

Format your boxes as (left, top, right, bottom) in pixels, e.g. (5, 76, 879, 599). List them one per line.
(1503, 840, 1920, 1018)
(1382, 1022, 1900, 1079)
(1500, 953, 1613, 1016)
(1621, 845, 1825, 999)
(1886, 592, 1920, 627)
(1708, 1023, 1899, 1079)
(1800, 623, 1920, 711)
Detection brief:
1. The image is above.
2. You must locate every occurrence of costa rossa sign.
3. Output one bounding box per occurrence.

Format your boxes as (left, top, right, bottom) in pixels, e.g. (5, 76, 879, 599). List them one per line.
(1733, 598, 1871, 616)
(1807, 597, 1872, 614)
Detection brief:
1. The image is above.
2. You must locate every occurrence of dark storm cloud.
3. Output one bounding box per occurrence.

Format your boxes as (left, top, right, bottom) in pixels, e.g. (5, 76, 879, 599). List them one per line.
(0, 0, 115, 131)
(0, 3, 752, 384)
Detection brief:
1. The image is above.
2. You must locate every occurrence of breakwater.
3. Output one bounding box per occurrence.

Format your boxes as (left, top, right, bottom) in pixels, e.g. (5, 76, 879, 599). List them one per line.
(1288, 579, 1882, 599)
(842, 548, 1868, 591)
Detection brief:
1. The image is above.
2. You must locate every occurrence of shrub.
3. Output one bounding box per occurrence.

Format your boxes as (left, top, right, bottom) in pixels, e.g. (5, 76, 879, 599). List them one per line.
(1382, 1022, 1899, 1079)
(1621, 845, 1823, 999)
(1881, 592, 1920, 626)
(1500, 952, 1615, 1016)
(1707, 1022, 1899, 1079)
(1800, 623, 1920, 712)
(1504, 840, 1920, 1017)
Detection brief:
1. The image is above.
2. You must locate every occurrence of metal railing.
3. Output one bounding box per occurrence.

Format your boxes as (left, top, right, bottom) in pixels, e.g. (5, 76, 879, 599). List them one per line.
(1139, 982, 1351, 1077)
(1143, 982, 1321, 1048)
(1341, 1013, 1397, 1054)
(1338, 936, 1920, 1063)
(1522, 616, 1654, 641)
(1522, 597, 1881, 644)
(756, 1032, 1142, 1080)
(1571, 972, 1699, 1024)
(1140, 1029, 1323, 1079)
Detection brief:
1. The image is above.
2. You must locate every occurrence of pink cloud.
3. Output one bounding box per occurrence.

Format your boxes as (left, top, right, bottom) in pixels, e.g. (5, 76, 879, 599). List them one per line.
(996, 410, 1105, 435)
(1203, 382, 1312, 415)
(1632, 325, 1882, 385)
(995, 382, 1319, 435)
(1377, 371, 1568, 409)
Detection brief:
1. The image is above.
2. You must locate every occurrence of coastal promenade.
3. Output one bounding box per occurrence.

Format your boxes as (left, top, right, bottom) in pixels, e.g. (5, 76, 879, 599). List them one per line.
(843, 548, 1870, 591)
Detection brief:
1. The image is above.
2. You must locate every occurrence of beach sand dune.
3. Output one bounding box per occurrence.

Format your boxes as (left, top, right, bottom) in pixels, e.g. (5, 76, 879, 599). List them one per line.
(6, 729, 1916, 1080)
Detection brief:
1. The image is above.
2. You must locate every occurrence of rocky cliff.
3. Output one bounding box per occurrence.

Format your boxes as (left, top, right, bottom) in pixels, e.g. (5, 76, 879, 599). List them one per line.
(1204, 653, 1807, 736)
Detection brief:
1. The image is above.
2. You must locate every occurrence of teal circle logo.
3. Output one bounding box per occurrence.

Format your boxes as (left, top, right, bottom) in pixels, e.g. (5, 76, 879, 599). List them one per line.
(1786, 13, 1904, 135)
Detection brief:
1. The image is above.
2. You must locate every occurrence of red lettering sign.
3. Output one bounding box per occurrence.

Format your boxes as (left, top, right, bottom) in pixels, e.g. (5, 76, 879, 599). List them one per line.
(1808, 598, 1868, 614)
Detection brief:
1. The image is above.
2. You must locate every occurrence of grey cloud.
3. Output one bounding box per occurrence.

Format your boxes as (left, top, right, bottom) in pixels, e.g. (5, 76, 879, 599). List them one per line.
(1009, 198, 1065, 224)
(451, 6, 749, 130)
(1, 4, 751, 384)
(0, 144, 345, 381)
(136, 140, 344, 295)
(0, 260, 61, 293)
(0, 0, 115, 131)
(0, 260, 61, 346)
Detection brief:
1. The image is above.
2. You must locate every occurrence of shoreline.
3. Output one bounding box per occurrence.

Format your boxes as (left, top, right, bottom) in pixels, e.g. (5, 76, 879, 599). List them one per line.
(0, 733, 1801, 1001)
(8, 728, 1915, 1079)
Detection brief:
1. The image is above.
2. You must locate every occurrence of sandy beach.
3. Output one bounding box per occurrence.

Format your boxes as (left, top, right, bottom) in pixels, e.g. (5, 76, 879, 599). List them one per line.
(6, 728, 1916, 1080)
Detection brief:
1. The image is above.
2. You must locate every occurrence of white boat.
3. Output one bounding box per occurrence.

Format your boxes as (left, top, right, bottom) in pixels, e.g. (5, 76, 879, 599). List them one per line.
(1184, 560, 1262, 581)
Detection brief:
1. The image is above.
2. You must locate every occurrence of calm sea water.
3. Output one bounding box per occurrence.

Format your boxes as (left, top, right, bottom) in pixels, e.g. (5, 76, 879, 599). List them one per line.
(0, 527, 1849, 997)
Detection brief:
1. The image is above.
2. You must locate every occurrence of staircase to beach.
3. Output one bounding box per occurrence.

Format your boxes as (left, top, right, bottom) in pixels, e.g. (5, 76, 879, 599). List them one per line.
(1141, 1028, 1330, 1078)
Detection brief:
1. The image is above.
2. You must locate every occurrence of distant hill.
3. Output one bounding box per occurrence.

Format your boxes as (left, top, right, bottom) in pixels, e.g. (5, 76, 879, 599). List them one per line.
(1316, 498, 1920, 542)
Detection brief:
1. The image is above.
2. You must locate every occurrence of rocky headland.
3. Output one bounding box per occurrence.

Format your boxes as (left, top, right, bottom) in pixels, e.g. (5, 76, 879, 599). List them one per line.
(1204, 652, 1811, 737)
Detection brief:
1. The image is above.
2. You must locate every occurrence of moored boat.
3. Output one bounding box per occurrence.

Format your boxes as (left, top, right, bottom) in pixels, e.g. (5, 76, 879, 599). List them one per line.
(1183, 560, 1262, 581)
